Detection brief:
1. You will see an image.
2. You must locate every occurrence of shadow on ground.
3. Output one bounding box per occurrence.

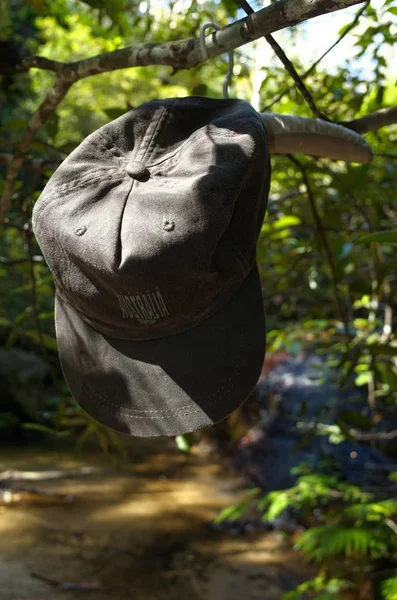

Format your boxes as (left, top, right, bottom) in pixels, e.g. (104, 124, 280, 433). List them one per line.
(0, 436, 311, 600)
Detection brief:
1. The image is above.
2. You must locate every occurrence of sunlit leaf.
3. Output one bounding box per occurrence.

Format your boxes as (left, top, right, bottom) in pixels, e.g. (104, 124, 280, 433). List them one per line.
(175, 433, 193, 453)
(358, 230, 397, 244)
(23, 330, 58, 351)
(273, 216, 302, 229)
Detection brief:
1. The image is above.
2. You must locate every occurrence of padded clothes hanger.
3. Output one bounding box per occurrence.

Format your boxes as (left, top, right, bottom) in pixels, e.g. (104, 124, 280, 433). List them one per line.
(199, 22, 373, 165)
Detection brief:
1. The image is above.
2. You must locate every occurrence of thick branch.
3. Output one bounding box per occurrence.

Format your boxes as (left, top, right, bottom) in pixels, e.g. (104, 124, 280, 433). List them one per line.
(0, 79, 72, 220)
(22, 0, 366, 80)
(343, 106, 397, 134)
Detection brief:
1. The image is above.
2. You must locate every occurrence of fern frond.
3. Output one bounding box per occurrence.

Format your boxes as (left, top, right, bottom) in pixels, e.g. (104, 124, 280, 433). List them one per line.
(296, 526, 389, 560)
(381, 576, 397, 600)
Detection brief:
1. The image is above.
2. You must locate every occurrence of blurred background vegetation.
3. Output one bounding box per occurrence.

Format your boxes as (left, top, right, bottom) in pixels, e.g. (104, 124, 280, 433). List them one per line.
(0, 0, 396, 598)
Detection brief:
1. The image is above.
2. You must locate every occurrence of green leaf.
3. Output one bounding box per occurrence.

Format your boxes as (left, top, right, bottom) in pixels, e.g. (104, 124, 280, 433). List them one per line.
(296, 526, 377, 560)
(58, 142, 78, 154)
(175, 433, 193, 453)
(74, 423, 96, 455)
(339, 410, 374, 430)
(368, 343, 397, 357)
(215, 499, 251, 523)
(25, 0, 47, 13)
(273, 216, 302, 229)
(355, 372, 373, 387)
(358, 230, 397, 244)
(220, 0, 238, 16)
(45, 112, 59, 140)
(191, 83, 208, 96)
(376, 363, 397, 389)
(23, 330, 58, 351)
(103, 107, 129, 120)
(381, 576, 397, 600)
(22, 423, 71, 437)
(265, 492, 290, 520)
(335, 419, 354, 440)
(0, 412, 20, 428)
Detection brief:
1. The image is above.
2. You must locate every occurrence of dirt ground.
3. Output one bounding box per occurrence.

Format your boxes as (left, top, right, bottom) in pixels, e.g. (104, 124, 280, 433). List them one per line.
(0, 437, 310, 600)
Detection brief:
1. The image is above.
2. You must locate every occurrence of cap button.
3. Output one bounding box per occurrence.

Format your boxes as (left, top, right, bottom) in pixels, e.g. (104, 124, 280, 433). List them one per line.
(126, 160, 150, 182)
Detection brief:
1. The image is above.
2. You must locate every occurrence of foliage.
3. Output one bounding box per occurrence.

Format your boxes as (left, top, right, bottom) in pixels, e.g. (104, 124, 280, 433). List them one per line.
(216, 466, 397, 598)
(282, 576, 354, 600)
(381, 576, 397, 600)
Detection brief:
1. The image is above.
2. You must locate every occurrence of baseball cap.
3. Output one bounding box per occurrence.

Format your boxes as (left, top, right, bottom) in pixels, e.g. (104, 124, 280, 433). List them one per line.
(32, 96, 270, 437)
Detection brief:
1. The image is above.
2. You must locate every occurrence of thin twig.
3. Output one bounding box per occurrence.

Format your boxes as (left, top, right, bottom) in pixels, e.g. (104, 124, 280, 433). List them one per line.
(354, 431, 397, 441)
(236, 0, 328, 119)
(0, 256, 44, 265)
(375, 152, 397, 160)
(342, 105, 397, 134)
(262, 1, 369, 112)
(288, 155, 350, 334)
(296, 421, 397, 441)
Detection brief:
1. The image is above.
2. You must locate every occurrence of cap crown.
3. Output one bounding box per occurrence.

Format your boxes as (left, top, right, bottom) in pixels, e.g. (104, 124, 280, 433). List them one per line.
(33, 97, 270, 340)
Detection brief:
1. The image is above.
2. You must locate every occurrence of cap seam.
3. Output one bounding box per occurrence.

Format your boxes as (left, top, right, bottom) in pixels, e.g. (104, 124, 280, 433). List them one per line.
(33, 171, 125, 222)
(81, 366, 250, 417)
(148, 127, 249, 171)
(138, 103, 172, 164)
(36, 120, 261, 220)
(85, 133, 125, 160)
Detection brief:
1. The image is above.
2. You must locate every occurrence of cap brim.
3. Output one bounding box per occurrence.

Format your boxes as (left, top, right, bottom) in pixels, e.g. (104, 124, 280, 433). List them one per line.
(55, 265, 266, 438)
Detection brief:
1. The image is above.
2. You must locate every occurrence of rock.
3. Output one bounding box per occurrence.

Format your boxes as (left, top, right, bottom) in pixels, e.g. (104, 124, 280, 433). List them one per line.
(0, 348, 49, 422)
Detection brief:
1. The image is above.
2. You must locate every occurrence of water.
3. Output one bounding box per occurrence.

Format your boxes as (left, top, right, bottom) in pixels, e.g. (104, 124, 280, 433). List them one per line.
(235, 352, 397, 492)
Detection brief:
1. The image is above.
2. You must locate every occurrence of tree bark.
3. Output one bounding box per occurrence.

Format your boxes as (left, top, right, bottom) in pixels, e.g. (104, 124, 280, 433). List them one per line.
(22, 0, 367, 79)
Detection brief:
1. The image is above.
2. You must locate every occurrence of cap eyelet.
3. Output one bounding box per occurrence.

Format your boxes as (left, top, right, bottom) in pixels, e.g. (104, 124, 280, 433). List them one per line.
(163, 220, 175, 232)
(74, 226, 87, 236)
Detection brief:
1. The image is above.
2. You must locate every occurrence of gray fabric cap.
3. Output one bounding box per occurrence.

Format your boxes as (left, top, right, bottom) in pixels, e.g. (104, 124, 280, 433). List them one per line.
(32, 96, 271, 437)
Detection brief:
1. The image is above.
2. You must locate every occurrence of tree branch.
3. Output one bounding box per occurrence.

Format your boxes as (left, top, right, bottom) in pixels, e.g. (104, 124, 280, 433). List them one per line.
(22, 0, 366, 79)
(0, 256, 44, 265)
(342, 106, 397, 134)
(354, 430, 397, 441)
